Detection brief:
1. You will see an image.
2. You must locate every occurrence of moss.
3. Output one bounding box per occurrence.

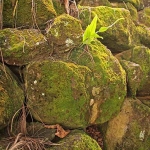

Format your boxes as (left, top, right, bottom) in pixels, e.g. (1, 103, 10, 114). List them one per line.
(48, 130, 102, 150)
(3, 0, 56, 29)
(0, 28, 51, 65)
(26, 60, 92, 128)
(138, 7, 150, 27)
(79, 0, 111, 7)
(0, 63, 24, 129)
(46, 14, 83, 54)
(131, 46, 150, 89)
(70, 40, 126, 124)
(79, 6, 138, 52)
(136, 25, 150, 48)
(112, 2, 138, 22)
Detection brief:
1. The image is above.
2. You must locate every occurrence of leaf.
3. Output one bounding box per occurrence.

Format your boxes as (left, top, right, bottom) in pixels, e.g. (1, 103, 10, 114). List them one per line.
(45, 124, 70, 138)
(99, 26, 110, 33)
(99, 18, 124, 33)
(83, 15, 98, 44)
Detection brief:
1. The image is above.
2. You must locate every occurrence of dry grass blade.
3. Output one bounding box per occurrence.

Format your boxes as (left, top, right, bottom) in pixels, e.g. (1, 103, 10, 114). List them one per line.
(6, 133, 60, 150)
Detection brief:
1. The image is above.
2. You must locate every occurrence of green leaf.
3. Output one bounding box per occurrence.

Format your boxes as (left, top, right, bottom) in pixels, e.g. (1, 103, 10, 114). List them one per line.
(99, 18, 124, 33)
(99, 26, 110, 33)
(83, 15, 98, 44)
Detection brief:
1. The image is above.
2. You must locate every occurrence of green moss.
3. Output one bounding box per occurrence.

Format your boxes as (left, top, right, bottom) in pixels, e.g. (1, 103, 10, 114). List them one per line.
(0, 63, 24, 129)
(79, 6, 138, 52)
(70, 40, 126, 124)
(46, 14, 83, 54)
(3, 0, 56, 29)
(26, 60, 92, 128)
(48, 130, 102, 150)
(0, 28, 51, 65)
(136, 25, 150, 48)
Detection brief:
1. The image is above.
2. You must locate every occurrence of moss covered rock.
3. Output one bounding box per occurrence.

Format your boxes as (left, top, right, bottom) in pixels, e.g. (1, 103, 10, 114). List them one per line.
(70, 40, 126, 124)
(120, 60, 143, 97)
(0, 63, 24, 129)
(0, 28, 51, 65)
(79, 0, 111, 7)
(46, 14, 83, 56)
(79, 6, 138, 52)
(3, 0, 59, 29)
(138, 7, 150, 27)
(136, 25, 150, 48)
(25, 60, 92, 128)
(103, 98, 150, 150)
(109, 0, 144, 10)
(48, 130, 102, 150)
(111, 2, 138, 22)
(116, 46, 150, 97)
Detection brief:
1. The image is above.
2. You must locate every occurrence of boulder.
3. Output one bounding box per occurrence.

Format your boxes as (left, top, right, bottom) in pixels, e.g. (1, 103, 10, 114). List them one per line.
(46, 14, 83, 56)
(102, 98, 150, 150)
(79, 6, 139, 52)
(79, 0, 111, 7)
(0, 28, 51, 65)
(48, 129, 102, 150)
(109, 0, 144, 10)
(116, 46, 150, 97)
(136, 25, 150, 48)
(70, 40, 127, 124)
(138, 7, 150, 27)
(25, 60, 92, 128)
(3, 0, 62, 29)
(0, 63, 24, 129)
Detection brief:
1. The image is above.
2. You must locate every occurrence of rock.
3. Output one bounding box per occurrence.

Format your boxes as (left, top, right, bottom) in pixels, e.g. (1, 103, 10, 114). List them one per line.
(27, 122, 56, 141)
(109, 0, 144, 11)
(25, 60, 92, 128)
(116, 46, 150, 97)
(0, 28, 51, 65)
(138, 7, 150, 27)
(79, 6, 139, 52)
(3, 0, 58, 29)
(120, 60, 143, 97)
(70, 40, 127, 124)
(136, 25, 150, 48)
(0, 63, 24, 129)
(46, 14, 83, 56)
(111, 2, 138, 23)
(79, 0, 111, 7)
(102, 98, 150, 150)
(48, 129, 102, 150)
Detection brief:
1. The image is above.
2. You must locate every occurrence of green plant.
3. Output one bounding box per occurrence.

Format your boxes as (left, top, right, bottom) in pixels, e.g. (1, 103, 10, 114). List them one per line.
(82, 15, 124, 45)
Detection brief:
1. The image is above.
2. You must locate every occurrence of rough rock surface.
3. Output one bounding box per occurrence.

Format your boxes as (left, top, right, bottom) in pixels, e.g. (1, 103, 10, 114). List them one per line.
(0, 63, 24, 129)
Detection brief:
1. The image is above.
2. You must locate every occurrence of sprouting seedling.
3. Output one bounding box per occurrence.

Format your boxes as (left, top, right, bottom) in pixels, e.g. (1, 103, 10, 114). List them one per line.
(82, 15, 124, 45)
